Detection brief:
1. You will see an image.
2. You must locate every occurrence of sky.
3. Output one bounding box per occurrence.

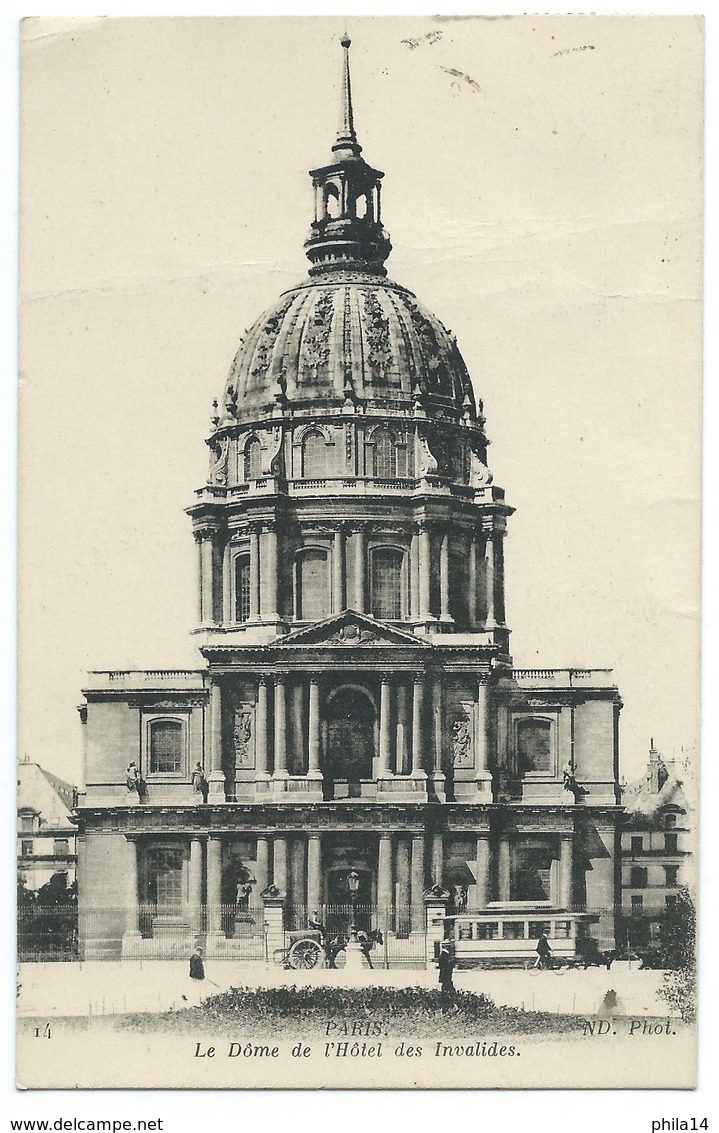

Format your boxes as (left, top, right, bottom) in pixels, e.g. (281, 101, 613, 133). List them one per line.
(18, 14, 703, 787)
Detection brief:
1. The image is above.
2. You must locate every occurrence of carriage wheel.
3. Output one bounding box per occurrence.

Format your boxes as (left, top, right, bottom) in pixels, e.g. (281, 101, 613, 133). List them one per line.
(288, 939, 322, 970)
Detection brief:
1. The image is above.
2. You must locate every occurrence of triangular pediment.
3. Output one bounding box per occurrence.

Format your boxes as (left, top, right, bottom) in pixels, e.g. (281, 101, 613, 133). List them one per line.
(277, 610, 431, 648)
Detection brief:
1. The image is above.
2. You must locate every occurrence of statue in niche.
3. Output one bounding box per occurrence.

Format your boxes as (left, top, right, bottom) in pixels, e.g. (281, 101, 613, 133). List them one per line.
(452, 715, 473, 768)
(233, 709, 254, 769)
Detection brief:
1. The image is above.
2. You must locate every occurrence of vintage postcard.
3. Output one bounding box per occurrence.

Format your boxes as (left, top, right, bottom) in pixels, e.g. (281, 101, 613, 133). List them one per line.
(17, 14, 702, 1090)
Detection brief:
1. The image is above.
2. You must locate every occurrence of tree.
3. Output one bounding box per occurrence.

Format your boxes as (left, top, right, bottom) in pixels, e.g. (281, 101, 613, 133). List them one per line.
(657, 887, 696, 1023)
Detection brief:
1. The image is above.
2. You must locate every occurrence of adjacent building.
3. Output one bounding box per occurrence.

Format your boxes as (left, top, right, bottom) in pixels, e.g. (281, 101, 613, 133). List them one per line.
(17, 759, 78, 894)
(75, 38, 624, 961)
(620, 741, 692, 946)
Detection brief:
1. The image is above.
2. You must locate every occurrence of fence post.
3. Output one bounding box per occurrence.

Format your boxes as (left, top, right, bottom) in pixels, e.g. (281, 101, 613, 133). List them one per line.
(261, 885, 286, 968)
(423, 885, 451, 971)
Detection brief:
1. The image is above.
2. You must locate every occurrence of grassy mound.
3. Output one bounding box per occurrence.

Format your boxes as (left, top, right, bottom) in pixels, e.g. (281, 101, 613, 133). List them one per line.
(117, 985, 585, 1038)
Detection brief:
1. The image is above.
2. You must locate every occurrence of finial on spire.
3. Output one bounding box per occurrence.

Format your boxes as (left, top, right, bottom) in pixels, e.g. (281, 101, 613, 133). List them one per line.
(333, 34, 362, 160)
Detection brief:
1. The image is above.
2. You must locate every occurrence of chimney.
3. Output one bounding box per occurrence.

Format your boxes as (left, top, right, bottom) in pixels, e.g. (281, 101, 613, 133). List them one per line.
(649, 738, 660, 794)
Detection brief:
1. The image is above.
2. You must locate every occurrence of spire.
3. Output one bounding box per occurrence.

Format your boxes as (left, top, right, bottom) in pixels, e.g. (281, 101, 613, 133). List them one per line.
(333, 35, 362, 161)
(305, 37, 391, 276)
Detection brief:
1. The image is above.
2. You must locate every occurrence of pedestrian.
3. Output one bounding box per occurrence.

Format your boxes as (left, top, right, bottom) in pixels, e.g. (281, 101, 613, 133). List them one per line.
(534, 929, 553, 970)
(189, 945, 206, 1004)
(437, 942, 456, 1000)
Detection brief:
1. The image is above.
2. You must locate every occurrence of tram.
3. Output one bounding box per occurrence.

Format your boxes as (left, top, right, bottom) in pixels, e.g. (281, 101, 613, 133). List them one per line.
(442, 903, 600, 968)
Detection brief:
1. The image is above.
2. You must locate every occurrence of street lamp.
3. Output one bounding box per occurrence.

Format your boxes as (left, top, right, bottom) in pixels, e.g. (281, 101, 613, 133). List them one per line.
(347, 869, 360, 942)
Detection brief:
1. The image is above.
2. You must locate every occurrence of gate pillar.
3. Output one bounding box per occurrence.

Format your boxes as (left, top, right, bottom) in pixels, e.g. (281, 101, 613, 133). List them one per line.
(423, 885, 451, 970)
(261, 884, 286, 967)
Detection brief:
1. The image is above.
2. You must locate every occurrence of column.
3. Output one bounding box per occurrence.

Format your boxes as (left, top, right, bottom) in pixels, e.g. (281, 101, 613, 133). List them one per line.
(194, 534, 203, 624)
(410, 527, 420, 618)
(208, 679, 225, 797)
(498, 837, 511, 902)
(559, 835, 574, 909)
(475, 679, 492, 798)
(273, 676, 287, 776)
(307, 834, 322, 915)
(222, 540, 232, 623)
(261, 522, 278, 620)
(395, 838, 411, 934)
(432, 676, 443, 777)
(189, 836, 203, 933)
(249, 525, 260, 620)
(395, 683, 408, 774)
(206, 835, 223, 935)
(255, 677, 269, 779)
(255, 835, 269, 895)
(418, 523, 431, 619)
(273, 835, 288, 891)
(123, 836, 141, 938)
(410, 834, 425, 932)
(291, 681, 304, 773)
(439, 528, 450, 620)
(494, 526, 506, 624)
(411, 675, 426, 776)
(431, 833, 444, 887)
(308, 678, 321, 777)
(483, 524, 496, 626)
(468, 535, 478, 627)
(475, 835, 491, 909)
(379, 674, 392, 776)
(201, 531, 217, 625)
(332, 525, 345, 613)
(377, 835, 393, 921)
(290, 838, 306, 917)
(352, 525, 365, 612)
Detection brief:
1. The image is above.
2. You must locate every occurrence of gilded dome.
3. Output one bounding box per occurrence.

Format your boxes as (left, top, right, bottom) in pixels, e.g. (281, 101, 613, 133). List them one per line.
(222, 272, 476, 424)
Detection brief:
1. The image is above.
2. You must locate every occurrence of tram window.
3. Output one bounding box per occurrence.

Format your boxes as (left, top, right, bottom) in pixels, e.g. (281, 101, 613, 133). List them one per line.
(502, 921, 525, 940)
(554, 921, 572, 939)
(477, 922, 499, 941)
(457, 922, 474, 941)
(529, 920, 551, 938)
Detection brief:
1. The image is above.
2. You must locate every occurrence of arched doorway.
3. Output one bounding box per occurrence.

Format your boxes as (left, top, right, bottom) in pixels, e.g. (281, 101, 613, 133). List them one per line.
(324, 687, 376, 796)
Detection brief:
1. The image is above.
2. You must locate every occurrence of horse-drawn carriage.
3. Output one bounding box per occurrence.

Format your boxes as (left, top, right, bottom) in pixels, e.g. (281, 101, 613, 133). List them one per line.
(274, 928, 325, 970)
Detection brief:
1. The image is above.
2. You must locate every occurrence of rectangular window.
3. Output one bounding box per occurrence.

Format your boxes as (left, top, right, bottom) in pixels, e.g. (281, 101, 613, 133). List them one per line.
(146, 847, 185, 909)
(297, 550, 329, 621)
(516, 718, 552, 774)
(53, 839, 70, 856)
(21, 840, 33, 857)
(21, 816, 34, 833)
(631, 836, 643, 853)
(477, 921, 499, 941)
(664, 833, 678, 853)
(371, 548, 404, 619)
(554, 921, 573, 939)
(149, 719, 184, 774)
(502, 921, 526, 940)
(457, 922, 473, 941)
(631, 895, 643, 910)
(529, 920, 551, 939)
(665, 865, 679, 886)
(665, 894, 678, 908)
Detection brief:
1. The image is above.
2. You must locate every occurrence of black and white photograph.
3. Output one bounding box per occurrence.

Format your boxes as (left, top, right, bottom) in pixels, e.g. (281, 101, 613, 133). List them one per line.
(14, 13, 702, 1093)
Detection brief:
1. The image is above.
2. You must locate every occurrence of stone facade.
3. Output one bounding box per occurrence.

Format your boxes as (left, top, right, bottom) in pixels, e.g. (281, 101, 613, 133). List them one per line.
(76, 38, 623, 960)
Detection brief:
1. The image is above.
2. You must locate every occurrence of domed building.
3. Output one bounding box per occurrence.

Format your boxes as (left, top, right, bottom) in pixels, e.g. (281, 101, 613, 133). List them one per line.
(76, 39, 623, 962)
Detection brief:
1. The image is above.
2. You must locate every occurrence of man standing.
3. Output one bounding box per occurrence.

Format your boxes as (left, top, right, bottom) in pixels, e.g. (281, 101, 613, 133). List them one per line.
(437, 943, 456, 999)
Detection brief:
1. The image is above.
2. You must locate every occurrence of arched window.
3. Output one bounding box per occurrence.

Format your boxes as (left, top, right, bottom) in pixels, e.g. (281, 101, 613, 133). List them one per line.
(302, 430, 328, 478)
(516, 718, 552, 775)
(630, 866, 648, 888)
(234, 554, 251, 623)
(370, 547, 404, 620)
(373, 428, 397, 478)
(663, 812, 678, 830)
(354, 193, 369, 219)
(324, 183, 340, 220)
(244, 437, 262, 481)
(297, 550, 329, 622)
(149, 720, 183, 774)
